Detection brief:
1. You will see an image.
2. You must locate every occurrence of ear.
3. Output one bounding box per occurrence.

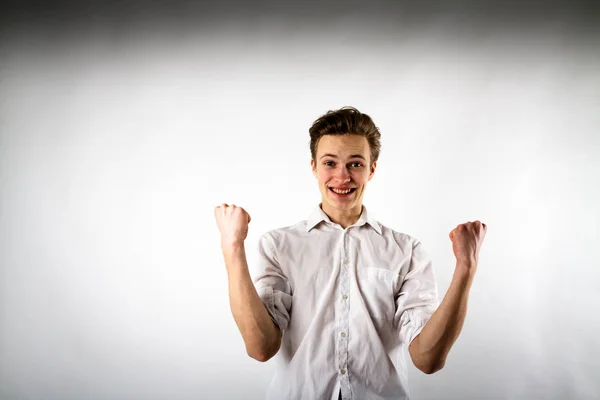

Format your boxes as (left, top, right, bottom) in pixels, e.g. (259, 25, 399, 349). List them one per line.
(368, 161, 377, 181)
(311, 159, 318, 178)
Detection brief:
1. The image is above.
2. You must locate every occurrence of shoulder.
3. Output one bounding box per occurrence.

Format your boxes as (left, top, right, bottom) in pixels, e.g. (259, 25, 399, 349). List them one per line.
(259, 219, 310, 246)
(377, 221, 422, 249)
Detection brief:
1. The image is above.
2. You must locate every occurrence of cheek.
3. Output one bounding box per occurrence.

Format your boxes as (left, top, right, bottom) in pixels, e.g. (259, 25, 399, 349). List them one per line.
(318, 171, 332, 184)
(352, 173, 368, 185)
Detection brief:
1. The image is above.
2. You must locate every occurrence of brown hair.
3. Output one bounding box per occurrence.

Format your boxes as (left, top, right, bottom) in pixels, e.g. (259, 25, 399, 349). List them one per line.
(309, 106, 381, 165)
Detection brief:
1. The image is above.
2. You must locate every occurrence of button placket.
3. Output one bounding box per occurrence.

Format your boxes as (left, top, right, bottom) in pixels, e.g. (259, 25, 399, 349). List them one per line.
(338, 232, 351, 397)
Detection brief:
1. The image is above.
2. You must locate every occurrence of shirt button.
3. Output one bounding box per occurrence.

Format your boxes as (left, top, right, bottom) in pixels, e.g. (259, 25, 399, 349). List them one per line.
(340, 332, 346, 337)
(342, 295, 348, 300)
(340, 369, 346, 375)
(342, 259, 348, 265)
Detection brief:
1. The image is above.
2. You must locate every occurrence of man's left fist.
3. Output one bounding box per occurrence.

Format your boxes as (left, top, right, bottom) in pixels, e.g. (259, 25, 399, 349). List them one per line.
(449, 221, 487, 265)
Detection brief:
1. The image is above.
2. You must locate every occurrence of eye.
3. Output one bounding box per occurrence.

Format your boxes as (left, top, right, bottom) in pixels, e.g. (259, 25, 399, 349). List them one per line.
(324, 161, 335, 167)
(350, 162, 363, 168)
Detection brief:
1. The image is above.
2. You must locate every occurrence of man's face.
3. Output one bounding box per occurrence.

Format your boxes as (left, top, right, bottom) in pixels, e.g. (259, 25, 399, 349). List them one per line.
(311, 134, 376, 213)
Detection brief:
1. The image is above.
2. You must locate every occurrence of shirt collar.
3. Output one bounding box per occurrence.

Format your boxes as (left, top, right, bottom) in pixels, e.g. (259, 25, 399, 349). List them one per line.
(306, 204, 382, 235)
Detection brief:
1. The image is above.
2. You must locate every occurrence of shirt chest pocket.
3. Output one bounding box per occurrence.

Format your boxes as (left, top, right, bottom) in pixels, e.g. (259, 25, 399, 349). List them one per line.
(356, 267, 399, 324)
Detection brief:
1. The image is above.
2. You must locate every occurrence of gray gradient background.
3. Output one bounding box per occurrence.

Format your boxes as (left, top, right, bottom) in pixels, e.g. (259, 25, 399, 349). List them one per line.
(1, 1, 599, 399)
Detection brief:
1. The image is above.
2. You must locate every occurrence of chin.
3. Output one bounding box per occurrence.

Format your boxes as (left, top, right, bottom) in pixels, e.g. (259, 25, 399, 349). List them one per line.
(330, 199, 354, 209)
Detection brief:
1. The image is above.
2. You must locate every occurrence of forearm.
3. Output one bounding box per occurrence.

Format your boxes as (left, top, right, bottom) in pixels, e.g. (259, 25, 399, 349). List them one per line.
(410, 259, 476, 373)
(223, 242, 282, 362)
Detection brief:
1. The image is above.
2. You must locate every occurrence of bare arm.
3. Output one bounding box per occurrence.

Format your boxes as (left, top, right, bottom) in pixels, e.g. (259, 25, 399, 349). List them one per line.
(222, 241, 282, 362)
(409, 220, 486, 374)
(409, 260, 474, 374)
(215, 204, 282, 362)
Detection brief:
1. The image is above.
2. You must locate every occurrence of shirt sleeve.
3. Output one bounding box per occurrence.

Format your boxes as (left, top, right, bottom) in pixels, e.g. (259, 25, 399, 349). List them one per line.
(252, 233, 293, 335)
(394, 240, 440, 346)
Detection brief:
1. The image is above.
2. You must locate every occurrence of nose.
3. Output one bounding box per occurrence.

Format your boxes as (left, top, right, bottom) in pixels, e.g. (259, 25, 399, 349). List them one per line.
(335, 165, 351, 183)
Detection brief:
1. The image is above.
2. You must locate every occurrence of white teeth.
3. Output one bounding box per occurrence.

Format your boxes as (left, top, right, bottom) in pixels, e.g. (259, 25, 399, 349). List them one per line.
(332, 188, 352, 194)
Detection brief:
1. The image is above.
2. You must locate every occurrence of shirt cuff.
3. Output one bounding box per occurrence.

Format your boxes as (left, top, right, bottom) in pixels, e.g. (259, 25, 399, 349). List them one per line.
(256, 285, 289, 333)
(404, 306, 436, 345)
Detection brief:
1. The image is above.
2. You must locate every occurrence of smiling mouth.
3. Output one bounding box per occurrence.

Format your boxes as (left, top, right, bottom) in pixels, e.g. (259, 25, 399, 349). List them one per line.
(329, 187, 356, 195)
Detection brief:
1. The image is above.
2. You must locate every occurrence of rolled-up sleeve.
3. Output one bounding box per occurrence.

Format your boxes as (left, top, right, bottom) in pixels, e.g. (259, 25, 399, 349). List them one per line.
(253, 233, 292, 334)
(394, 240, 440, 346)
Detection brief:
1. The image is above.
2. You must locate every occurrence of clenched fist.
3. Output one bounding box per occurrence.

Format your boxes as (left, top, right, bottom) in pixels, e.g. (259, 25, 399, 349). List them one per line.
(214, 204, 252, 247)
(449, 220, 487, 267)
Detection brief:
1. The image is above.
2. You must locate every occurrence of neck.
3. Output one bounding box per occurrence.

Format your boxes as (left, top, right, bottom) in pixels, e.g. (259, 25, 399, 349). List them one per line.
(321, 202, 363, 229)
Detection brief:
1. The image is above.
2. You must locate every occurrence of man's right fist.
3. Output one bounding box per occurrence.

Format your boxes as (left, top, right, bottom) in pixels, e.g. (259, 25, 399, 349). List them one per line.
(214, 203, 251, 246)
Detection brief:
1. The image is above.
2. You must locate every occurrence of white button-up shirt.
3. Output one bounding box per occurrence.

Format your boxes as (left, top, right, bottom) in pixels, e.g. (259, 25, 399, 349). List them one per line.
(252, 204, 440, 400)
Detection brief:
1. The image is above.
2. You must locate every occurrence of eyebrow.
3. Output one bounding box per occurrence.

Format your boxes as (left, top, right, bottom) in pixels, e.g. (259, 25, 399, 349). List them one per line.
(320, 153, 366, 161)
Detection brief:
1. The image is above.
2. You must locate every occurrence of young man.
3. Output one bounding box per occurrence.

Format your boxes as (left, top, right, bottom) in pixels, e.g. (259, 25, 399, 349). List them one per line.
(214, 107, 487, 400)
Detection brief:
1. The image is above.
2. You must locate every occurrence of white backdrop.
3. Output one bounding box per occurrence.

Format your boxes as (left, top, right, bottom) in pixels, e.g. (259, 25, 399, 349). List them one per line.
(1, 7, 599, 400)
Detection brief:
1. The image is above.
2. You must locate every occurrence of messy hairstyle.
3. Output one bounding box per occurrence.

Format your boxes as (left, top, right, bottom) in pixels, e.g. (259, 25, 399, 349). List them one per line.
(309, 106, 381, 165)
